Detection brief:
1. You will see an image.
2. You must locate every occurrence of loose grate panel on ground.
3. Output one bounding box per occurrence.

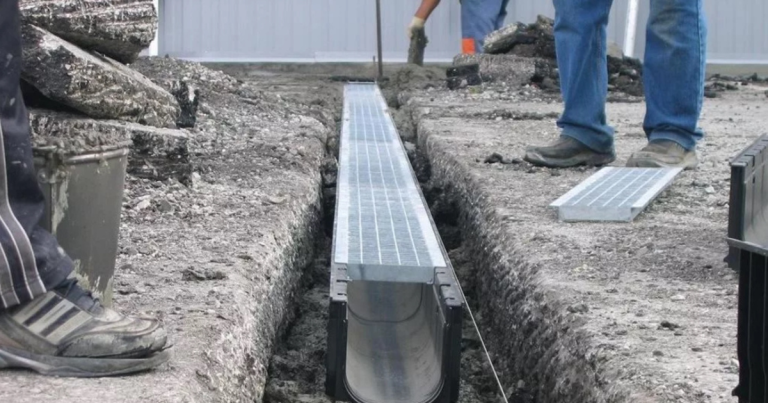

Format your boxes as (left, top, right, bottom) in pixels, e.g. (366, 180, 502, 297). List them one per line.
(550, 167, 683, 222)
(333, 83, 446, 283)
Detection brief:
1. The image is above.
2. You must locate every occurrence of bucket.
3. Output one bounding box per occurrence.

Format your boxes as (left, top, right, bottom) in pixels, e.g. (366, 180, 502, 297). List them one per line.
(33, 144, 130, 308)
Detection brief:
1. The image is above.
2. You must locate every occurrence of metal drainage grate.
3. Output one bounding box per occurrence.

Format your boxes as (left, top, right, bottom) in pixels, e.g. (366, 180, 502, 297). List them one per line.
(334, 83, 446, 283)
(550, 167, 682, 222)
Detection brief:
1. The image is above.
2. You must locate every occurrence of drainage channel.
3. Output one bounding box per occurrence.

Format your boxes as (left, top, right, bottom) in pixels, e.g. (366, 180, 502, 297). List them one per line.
(263, 83, 507, 403)
(326, 83, 462, 403)
(263, 234, 505, 403)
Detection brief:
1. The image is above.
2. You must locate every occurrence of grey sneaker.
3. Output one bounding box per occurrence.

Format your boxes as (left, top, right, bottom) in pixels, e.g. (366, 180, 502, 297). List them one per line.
(524, 136, 616, 168)
(626, 140, 698, 170)
(0, 277, 170, 377)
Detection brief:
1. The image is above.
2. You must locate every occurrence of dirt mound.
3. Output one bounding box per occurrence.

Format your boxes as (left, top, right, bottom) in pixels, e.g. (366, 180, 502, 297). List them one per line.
(380, 65, 446, 106)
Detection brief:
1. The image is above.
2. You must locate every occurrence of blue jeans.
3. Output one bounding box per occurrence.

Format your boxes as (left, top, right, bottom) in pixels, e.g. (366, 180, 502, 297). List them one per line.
(461, 0, 511, 53)
(554, 0, 707, 153)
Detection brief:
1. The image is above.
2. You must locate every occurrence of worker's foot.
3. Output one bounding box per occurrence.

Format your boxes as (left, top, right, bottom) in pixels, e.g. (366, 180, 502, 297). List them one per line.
(524, 136, 616, 168)
(626, 139, 698, 170)
(0, 277, 170, 378)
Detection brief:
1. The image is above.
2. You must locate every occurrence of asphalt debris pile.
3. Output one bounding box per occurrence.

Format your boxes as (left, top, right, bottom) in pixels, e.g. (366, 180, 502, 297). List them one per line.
(481, 15, 644, 96)
(705, 73, 768, 98)
(17, 0, 200, 181)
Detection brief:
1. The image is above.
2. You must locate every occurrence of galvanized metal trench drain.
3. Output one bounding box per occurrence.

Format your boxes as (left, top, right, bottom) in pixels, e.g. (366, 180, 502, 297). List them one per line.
(326, 83, 464, 403)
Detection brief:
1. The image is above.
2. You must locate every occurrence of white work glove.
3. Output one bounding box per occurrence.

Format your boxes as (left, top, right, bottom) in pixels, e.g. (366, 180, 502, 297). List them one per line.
(407, 17, 426, 39)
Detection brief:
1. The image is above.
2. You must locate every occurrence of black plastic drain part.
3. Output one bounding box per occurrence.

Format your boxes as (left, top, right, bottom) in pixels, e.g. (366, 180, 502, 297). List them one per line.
(727, 133, 768, 402)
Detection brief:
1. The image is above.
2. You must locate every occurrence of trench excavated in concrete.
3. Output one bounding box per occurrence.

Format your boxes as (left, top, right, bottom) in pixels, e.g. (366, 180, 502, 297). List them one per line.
(325, 83, 463, 403)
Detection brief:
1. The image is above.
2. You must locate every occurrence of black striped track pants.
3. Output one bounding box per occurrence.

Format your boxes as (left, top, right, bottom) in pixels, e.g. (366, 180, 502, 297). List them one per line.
(0, 0, 74, 310)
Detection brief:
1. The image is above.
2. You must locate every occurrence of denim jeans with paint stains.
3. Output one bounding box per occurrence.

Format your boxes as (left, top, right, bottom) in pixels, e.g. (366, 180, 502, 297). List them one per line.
(553, 0, 708, 153)
(461, 0, 511, 53)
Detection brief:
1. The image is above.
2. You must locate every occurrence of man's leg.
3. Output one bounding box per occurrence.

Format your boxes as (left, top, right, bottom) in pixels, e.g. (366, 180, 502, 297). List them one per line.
(0, 0, 169, 377)
(461, 0, 509, 54)
(524, 0, 617, 168)
(494, 0, 511, 31)
(626, 0, 706, 169)
(0, 0, 72, 310)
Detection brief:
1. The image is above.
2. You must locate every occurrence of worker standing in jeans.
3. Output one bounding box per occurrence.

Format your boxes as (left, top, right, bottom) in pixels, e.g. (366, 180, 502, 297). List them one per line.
(408, 0, 511, 54)
(0, 0, 169, 377)
(525, 0, 708, 169)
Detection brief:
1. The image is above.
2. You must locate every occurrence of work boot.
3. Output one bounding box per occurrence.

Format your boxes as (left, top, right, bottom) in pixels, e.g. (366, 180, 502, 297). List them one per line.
(0, 277, 170, 377)
(626, 139, 698, 170)
(524, 136, 616, 168)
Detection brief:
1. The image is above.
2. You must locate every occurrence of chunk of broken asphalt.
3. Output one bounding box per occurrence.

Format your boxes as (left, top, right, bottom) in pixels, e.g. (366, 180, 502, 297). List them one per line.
(182, 267, 228, 281)
(567, 304, 589, 314)
(466, 73, 482, 86)
(484, 152, 514, 164)
(447, 77, 467, 90)
(446, 63, 480, 78)
(484, 153, 504, 164)
(660, 320, 680, 330)
(158, 200, 174, 213)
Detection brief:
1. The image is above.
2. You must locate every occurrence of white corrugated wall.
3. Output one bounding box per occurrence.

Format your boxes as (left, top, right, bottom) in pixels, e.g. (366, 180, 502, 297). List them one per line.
(158, 0, 461, 62)
(156, 0, 768, 64)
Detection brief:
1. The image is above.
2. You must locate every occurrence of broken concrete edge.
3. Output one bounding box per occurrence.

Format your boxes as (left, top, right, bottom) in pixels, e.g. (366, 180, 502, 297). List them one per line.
(200, 191, 324, 402)
(20, 24, 180, 129)
(29, 108, 193, 185)
(482, 21, 526, 55)
(414, 114, 648, 402)
(29, 109, 134, 153)
(20, 0, 158, 63)
(29, 108, 188, 155)
(149, 61, 335, 402)
(452, 54, 537, 87)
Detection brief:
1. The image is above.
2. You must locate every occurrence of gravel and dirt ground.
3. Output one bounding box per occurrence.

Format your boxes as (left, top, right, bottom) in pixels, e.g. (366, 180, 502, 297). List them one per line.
(405, 77, 767, 402)
(0, 59, 764, 403)
(0, 59, 336, 403)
